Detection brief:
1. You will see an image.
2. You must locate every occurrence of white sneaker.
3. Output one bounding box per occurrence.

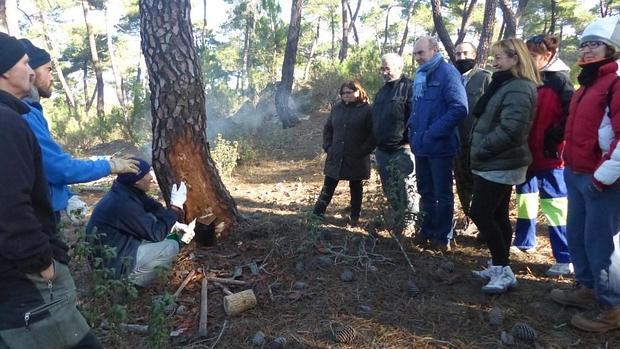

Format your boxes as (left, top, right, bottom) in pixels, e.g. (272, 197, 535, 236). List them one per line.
(472, 260, 494, 279)
(546, 262, 574, 277)
(481, 266, 517, 294)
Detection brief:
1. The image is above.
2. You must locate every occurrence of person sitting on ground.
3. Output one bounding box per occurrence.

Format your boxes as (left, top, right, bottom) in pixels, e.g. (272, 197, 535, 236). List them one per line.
(313, 80, 375, 225)
(86, 158, 194, 287)
(549, 15, 620, 333)
(511, 34, 574, 277)
(19, 39, 139, 223)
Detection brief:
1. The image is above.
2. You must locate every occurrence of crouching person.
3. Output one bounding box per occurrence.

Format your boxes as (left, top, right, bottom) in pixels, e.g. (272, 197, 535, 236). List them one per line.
(86, 158, 193, 287)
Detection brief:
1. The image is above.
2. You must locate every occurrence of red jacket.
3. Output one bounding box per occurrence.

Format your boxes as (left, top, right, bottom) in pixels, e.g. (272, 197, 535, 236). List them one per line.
(564, 61, 620, 182)
(528, 62, 574, 172)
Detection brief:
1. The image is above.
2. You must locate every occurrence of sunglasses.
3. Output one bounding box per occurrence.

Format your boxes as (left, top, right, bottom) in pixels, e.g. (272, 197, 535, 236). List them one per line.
(579, 41, 605, 50)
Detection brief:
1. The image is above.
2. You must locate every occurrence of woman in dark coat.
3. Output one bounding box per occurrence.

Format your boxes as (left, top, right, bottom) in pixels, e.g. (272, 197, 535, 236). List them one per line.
(313, 80, 375, 224)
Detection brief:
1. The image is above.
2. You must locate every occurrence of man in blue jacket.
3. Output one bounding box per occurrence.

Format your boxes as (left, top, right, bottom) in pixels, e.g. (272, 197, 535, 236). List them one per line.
(19, 39, 139, 222)
(408, 37, 468, 252)
(86, 158, 191, 287)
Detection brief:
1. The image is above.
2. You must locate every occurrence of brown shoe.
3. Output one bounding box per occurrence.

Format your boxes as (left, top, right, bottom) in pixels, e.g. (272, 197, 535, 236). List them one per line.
(550, 283, 596, 309)
(571, 307, 620, 332)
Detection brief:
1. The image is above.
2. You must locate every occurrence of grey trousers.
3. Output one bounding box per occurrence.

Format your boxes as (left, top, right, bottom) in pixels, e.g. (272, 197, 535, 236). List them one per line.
(129, 239, 179, 287)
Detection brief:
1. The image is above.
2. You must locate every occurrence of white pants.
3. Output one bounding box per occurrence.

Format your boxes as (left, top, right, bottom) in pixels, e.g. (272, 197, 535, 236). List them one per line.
(129, 239, 179, 287)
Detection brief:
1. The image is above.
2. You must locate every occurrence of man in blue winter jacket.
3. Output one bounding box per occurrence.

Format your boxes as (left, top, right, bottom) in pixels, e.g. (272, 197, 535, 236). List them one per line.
(19, 39, 139, 221)
(408, 36, 468, 252)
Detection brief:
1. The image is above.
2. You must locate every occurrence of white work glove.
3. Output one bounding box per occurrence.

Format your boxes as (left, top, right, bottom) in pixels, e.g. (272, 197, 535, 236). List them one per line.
(66, 195, 88, 224)
(170, 182, 187, 209)
(108, 158, 140, 174)
(171, 219, 197, 244)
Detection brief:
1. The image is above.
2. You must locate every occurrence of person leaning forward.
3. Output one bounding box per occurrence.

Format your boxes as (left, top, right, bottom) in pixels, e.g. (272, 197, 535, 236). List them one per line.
(0, 33, 102, 349)
(372, 53, 420, 237)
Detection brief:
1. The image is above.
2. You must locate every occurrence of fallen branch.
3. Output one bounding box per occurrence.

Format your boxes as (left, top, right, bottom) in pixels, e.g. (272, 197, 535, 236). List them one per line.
(174, 269, 196, 300)
(198, 278, 208, 337)
(209, 320, 227, 349)
(207, 277, 247, 286)
(388, 231, 416, 274)
(118, 323, 149, 334)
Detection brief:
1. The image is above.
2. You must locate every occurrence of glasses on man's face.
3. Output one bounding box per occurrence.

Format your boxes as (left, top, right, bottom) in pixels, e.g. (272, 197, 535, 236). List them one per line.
(579, 41, 605, 50)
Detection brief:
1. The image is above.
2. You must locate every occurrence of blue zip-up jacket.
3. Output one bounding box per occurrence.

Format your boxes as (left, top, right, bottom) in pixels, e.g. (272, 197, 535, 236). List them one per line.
(22, 100, 111, 212)
(86, 182, 179, 278)
(407, 59, 468, 157)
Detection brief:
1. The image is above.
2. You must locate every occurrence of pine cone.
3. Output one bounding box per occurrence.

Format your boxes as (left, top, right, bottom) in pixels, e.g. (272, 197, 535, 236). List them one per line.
(334, 325, 356, 344)
(488, 307, 503, 326)
(511, 322, 537, 341)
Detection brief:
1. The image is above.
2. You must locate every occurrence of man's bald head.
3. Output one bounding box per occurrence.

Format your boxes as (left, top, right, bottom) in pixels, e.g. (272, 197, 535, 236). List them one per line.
(414, 36, 439, 65)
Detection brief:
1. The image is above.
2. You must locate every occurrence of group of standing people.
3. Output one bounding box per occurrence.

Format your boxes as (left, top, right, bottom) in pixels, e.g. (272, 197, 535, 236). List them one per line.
(314, 16, 620, 332)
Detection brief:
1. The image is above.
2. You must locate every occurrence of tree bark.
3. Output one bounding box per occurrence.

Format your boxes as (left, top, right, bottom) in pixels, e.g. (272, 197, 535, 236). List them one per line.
(476, 0, 497, 67)
(303, 18, 320, 81)
(430, 0, 455, 63)
(549, 0, 557, 34)
(82, 0, 105, 120)
(330, 11, 335, 60)
(455, 0, 478, 47)
(34, 0, 77, 115)
(345, 1, 359, 45)
(338, 0, 349, 62)
(139, 0, 239, 236)
(105, 6, 131, 139)
(275, 0, 303, 128)
(498, 0, 529, 39)
(399, 0, 415, 56)
(242, 0, 257, 98)
(0, 0, 19, 35)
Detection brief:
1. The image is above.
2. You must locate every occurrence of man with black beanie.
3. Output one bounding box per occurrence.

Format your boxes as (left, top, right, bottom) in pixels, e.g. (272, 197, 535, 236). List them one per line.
(18, 38, 139, 224)
(0, 33, 102, 349)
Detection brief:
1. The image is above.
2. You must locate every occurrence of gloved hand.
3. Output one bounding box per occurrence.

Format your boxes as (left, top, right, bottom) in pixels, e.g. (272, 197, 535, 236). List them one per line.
(170, 182, 187, 209)
(66, 195, 88, 224)
(109, 158, 140, 174)
(171, 219, 197, 244)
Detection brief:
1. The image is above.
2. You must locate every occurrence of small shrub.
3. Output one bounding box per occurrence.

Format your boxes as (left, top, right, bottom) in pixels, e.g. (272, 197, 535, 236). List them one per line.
(211, 133, 239, 177)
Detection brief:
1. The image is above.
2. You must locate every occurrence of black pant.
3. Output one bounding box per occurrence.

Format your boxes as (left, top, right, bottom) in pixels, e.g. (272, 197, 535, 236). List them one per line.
(469, 175, 513, 266)
(313, 177, 363, 218)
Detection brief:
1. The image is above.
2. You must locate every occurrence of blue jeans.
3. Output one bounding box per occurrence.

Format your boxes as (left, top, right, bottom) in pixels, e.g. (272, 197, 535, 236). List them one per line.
(414, 155, 454, 244)
(565, 169, 620, 306)
(375, 148, 419, 227)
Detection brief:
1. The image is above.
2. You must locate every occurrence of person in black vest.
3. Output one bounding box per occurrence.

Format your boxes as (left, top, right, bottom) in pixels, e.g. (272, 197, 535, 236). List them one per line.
(313, 80, 374, 225)
(0, 33, 102, 349)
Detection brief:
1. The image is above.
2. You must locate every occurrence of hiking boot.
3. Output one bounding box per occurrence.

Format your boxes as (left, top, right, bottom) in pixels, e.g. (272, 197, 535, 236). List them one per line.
(472, 260, 494, 279)
(510, 245, 535, 255)
(481, 266, 517, 294)
(546, 262, 574, 277)
(571, 307, 620, 333)
(348, 216, 360, 227)
(550, 283, 596, 309)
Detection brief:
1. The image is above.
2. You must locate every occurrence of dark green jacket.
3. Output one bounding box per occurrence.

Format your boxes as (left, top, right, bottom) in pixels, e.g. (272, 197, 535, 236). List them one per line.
(458, 67, 492, 149)
(470, 77, 537, 171)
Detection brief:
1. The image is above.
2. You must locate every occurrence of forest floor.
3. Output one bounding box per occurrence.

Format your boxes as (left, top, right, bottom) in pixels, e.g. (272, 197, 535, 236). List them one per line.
(69, 111, 620, 349)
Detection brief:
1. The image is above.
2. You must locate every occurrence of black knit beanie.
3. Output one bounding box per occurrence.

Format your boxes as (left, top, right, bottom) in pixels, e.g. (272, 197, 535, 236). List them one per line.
(0, 33, 27, 75)
(19, 39, 51, 70)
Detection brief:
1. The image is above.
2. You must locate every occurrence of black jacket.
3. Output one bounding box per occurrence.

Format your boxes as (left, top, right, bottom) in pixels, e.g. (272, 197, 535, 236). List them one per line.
(322, 101, 375, 180)
(372, 76, 412, 152)
(86, 182, 179, 278)
(0, 90, 69, 329)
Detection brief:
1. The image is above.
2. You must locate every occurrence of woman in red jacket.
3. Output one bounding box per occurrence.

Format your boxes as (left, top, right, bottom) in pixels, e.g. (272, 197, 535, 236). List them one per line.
(550, 16, 620, 333)
(512, 34, 574, 276)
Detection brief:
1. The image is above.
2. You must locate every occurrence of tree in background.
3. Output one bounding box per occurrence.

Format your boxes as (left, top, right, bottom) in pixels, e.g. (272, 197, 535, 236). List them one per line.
(139, 0, 239, 235)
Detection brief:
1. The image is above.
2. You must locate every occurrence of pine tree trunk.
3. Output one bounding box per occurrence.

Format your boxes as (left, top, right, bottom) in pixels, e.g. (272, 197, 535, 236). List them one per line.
(139, 0, 239, 236)
(455, 0, 478, 46)
(303, 19, 320, 81)
(430, 0, 455, 63)
(82, 0, 105, 120)
(0, 0, 19, 35)
(476, 0, 497, 67)
(398, 0, 415, 56)
(275, 0, 303, 128)
(338, 0, 349, 62)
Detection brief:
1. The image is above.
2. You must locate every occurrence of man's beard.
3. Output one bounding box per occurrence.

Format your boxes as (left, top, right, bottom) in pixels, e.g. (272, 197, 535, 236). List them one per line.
(454, 58, 476, 74)
(38, 85, 52, 98)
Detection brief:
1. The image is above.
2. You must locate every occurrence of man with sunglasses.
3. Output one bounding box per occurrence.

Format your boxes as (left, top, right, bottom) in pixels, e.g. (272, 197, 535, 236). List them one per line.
(452, 42, 491, 238)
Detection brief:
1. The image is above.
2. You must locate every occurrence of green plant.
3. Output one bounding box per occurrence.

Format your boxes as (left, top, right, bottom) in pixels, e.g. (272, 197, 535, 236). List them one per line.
(211, 133, 240, 177)
(148, 294, 175, 349)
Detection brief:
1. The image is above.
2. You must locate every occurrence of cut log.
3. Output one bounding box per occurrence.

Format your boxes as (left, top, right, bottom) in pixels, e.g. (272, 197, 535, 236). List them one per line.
(223, 289, 257, 316)
(198, 278, 208, 337)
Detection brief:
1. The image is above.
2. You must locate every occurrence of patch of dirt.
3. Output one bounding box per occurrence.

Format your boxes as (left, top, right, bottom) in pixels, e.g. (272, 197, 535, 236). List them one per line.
(69, 111, 620, 348)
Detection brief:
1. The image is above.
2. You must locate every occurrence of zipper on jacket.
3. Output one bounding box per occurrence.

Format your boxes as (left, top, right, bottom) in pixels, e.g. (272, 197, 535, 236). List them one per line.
(23, 297, 65, 328)
(48, 279, 54, 301)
